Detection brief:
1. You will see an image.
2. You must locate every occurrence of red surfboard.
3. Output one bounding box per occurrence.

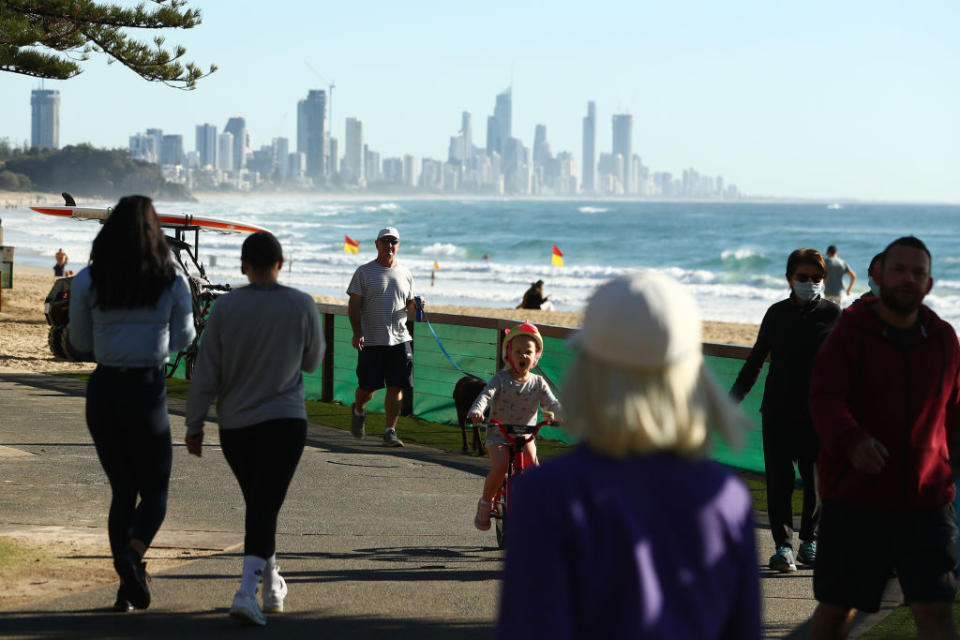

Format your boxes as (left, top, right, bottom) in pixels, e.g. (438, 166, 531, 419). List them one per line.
(29, 205, 269, 235)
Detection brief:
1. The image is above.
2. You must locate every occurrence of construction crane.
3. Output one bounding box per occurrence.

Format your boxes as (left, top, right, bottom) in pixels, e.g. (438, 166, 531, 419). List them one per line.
(303, 62, 335, 137)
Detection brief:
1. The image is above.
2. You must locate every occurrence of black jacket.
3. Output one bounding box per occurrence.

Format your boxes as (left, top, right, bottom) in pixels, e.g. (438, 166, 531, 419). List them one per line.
(731, 295, 841, 418)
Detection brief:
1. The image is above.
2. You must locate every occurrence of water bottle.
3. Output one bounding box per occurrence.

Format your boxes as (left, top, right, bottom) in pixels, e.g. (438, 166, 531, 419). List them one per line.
(415, 296, 423, 322)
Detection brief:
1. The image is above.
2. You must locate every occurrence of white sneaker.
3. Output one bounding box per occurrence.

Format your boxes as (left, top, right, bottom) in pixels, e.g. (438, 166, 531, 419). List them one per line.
(262, 568, 288, 613)
(230, 591, 266, 626)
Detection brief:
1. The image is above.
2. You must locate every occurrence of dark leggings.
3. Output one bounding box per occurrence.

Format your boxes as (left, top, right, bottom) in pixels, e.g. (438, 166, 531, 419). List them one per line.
(86, 365, 172, 560)
(762, 413, 820, 549)
(220, 418, 307, 559)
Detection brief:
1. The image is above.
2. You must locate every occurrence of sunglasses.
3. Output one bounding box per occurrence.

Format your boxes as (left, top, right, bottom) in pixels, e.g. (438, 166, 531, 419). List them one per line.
(379, 238, 399, 245)
(793, 273, 823, 283)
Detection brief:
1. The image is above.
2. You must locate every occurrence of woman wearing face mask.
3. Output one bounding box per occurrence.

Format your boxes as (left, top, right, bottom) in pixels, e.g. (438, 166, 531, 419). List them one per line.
(730, 248, 840, 575)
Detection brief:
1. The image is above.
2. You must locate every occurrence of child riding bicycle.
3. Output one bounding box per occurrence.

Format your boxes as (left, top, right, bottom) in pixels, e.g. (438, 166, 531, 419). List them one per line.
(468, 322, 562, 531)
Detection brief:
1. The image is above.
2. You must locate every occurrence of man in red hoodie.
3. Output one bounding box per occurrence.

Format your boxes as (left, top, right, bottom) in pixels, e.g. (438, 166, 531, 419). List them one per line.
(809, 236, 960, 639)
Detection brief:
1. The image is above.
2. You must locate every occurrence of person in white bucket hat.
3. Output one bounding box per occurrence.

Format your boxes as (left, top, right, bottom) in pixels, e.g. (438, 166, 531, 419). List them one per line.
(496, 271, 760, 639)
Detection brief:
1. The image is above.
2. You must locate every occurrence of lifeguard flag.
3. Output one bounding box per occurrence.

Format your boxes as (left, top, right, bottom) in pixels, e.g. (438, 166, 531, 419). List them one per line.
(344, 235, 360, 254)
(552, 244, 564, 267)
(433, 261, 440, 270)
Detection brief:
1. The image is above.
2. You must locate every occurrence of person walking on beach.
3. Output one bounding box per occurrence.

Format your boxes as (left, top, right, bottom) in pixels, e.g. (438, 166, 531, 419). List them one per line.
(809, 236, 960, 639)
(517, 280, 549, 310)
(824, 245, 856, 305)
(68, 195, 195, 612)
(185, 231, 322, 626)
(347, 226, 418, 447)
(53, 247, 67, 277)
(497, 272, 758, 639)
(731, 248, 840, 573)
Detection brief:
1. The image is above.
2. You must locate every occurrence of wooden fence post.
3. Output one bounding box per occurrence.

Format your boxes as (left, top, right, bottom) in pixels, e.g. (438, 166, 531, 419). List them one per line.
(321, 313, 334, 402)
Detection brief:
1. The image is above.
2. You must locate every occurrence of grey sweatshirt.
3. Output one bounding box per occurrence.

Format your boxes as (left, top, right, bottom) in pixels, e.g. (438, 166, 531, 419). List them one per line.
(185, 284, 323, 435)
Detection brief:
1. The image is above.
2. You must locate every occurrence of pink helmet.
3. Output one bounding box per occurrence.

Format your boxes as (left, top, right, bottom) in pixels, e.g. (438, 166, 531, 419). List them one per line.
(502, 322, 544, 364)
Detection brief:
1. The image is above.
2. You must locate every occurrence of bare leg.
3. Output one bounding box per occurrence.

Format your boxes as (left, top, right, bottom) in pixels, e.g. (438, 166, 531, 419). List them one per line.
(810, 603, 856, 640)
(354, 388, 375, 412)
(911, 602, 957, 640)
(523, 440, 539, 467)
(384, 386, 403, 430)
(482, 446, 509, 502)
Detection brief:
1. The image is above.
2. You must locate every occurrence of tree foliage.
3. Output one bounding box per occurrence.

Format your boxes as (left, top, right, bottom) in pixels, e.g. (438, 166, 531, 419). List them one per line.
(0, 0, 215, 89)
(4, 144, 193, 199)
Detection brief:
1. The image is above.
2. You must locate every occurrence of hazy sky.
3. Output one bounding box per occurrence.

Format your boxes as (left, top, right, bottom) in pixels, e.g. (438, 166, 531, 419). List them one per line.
(1, 0, 957, 202)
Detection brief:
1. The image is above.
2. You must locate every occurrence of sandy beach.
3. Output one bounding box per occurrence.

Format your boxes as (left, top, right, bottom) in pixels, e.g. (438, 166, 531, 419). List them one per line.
(1, 263, 758, 375)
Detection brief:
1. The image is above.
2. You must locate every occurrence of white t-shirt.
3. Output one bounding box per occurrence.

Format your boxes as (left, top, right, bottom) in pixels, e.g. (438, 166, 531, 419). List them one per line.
(347, 260, 414, 346)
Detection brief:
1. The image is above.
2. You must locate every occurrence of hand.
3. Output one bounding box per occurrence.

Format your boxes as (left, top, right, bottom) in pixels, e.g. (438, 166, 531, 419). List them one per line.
(185, 433, 204, 457)
(468, 412, 482, 425)
(850, 437, 889, 474)
(352, 333, 364, 351)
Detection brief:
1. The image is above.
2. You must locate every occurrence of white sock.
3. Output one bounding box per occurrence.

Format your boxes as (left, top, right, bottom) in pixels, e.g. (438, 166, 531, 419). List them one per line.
(353, 404, 364, 416)
(263, 554, 279, 586)
(239, 555, 266, 597)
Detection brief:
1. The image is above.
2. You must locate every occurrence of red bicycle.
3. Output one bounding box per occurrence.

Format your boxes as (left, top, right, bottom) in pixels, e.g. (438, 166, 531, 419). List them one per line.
(489, 418, 551, 549)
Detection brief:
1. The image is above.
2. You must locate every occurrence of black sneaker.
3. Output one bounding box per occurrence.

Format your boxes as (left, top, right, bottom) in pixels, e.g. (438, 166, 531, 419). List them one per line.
(113, 584, 134, 612)
(114, 547, 150, 609)
(350, 404, 366, 439)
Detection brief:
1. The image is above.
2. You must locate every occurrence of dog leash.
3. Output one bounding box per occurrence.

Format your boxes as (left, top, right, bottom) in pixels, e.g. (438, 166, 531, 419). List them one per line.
(417, 302, 486, 382)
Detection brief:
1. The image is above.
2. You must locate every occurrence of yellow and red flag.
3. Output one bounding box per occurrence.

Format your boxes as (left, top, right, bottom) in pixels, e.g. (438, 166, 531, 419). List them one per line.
(552, 244, 564, 267)
(344, 235, 359, 254)
(433, 261, 440, 270)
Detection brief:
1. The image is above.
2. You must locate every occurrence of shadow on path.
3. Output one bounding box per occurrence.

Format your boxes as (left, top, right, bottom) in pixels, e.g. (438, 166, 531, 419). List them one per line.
(0, 609, 494, 640)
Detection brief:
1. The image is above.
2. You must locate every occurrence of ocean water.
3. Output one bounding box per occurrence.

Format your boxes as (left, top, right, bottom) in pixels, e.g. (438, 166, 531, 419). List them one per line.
(4, 197, 960, 329)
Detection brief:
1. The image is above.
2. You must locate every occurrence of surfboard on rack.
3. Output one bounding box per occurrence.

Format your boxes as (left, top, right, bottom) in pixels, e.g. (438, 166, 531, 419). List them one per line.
(28, 205, 269, 235)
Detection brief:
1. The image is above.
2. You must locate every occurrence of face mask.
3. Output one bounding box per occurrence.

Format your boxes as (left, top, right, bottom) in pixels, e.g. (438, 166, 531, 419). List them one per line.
(792, 281, 823, 302)
(868, 277, 881, 297)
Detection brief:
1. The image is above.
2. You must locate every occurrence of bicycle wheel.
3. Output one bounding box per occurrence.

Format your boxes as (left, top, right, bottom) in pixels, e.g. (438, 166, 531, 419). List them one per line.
(495, 482, 508, 549)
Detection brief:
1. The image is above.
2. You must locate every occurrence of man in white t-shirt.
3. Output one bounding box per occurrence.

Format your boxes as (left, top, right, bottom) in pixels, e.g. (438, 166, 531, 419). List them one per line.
(347, 227, 419, 447)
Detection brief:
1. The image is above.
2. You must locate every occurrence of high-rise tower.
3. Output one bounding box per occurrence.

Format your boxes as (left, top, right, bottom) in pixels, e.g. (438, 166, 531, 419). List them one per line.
(224, 117, 247, 170)
(195, 124, 217, 168)
(493, 88, 511, 155)
(582, 102, 596, 193)
(31, 89, 60, 150)
(612, 114, 633, 193)
(344, 117, 364, 185)
(297, 90, 327, 178)
(461, 111, 472, 164)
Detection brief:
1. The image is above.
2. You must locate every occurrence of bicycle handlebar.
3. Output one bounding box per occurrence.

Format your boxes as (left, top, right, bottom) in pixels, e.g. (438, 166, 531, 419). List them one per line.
(488, 418, 552, 445)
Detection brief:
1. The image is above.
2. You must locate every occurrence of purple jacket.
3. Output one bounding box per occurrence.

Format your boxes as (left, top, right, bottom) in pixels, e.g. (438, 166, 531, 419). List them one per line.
(497, 446, 760, 640)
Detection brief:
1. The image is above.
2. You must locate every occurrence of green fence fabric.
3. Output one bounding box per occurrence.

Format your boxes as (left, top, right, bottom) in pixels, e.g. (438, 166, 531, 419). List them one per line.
(412, 322, 498, 423)
(704, 355, 766, 473)
(176, 306, 769, 473)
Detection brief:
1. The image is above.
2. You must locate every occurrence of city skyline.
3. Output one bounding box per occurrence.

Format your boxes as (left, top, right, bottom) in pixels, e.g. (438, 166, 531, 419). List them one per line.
(0, 0, 957, 202)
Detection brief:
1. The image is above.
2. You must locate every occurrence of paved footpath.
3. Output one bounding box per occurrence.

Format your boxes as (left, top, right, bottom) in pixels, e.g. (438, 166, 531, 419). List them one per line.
(0, 372, 898, 639)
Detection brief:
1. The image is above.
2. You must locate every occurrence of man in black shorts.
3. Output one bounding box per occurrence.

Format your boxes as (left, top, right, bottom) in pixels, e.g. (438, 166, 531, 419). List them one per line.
(809, 236, 960, 638)
(347, 227, 419, 447)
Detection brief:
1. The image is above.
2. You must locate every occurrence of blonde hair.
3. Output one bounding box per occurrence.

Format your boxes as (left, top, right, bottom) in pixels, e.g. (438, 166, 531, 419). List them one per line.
(562, 351, 748, 458)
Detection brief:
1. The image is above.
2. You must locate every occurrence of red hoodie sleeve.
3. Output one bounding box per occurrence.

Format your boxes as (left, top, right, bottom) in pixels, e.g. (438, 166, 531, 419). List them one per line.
(809, 315, 871, 460)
